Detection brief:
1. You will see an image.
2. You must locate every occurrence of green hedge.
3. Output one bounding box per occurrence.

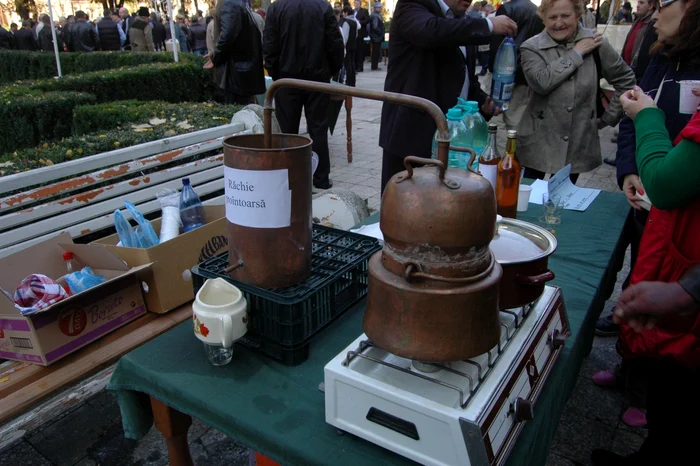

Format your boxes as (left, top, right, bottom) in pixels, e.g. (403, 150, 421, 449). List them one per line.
(21, 62, 212, 103)
(0, 101, 239, 175)
(0, 51, 204, 83)
(0, 87, 96, 154)
(72, 100, 235, 135)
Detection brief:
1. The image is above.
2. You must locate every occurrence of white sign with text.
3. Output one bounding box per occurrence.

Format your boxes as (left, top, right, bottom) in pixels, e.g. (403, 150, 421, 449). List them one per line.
(224, 167, 292, 228)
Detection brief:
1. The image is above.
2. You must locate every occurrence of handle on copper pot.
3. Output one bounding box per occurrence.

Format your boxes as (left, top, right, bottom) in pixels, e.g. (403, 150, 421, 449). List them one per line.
(395, 156, 461, 190)
(516, 270, 555, 285)
(448, 146, 479, 175)
(404, 258, 495, 284)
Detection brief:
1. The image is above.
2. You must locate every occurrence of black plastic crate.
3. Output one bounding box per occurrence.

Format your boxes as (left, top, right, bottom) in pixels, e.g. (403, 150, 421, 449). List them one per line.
(191, 224, 381, 365)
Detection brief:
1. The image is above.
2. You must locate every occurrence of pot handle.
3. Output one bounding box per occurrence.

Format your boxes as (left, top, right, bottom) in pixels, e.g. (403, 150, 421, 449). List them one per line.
(397, 156, 461, 190)
(404, 257, 495, 284)
(516, 270, 555, 285)
(448, 146, 479, 175)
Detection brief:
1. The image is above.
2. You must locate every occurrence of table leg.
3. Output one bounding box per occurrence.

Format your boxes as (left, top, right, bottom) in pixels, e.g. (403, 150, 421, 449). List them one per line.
(150, 396, 194, 466)
(345, 96, 353, 163)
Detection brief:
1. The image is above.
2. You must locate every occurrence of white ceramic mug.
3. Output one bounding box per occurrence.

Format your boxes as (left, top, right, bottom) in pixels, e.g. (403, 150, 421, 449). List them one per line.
(193, 278, 247, 365)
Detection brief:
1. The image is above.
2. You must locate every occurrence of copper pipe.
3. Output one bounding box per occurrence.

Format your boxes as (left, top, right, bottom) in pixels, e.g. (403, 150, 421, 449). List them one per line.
(263, 78, 451, 165)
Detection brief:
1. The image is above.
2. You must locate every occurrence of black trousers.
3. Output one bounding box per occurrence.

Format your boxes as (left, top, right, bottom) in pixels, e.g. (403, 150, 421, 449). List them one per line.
(371, 41, 382, 70)
(381, 150, 425, 196)
(523, 167, 580, 185)
(344, 51, 356, 87)
(478, 51, 489, 72)
(274, 87, 331, 186)
(632, 359, 700, 465)
(355, 36, 366, 70)
(225, 92, 252, 105)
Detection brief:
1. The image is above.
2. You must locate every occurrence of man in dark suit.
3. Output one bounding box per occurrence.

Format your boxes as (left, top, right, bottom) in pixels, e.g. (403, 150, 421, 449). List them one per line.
(15, 20, 38, 51)
(353, 0, 370, 72)
(379, 0, 517, 193)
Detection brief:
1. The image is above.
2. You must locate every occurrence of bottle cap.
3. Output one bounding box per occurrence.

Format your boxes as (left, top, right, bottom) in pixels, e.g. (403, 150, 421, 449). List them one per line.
(182, 177, 190, 185)
(446, 107, 466, 121)
(507, 130, 517, 138)
(63, 252, 74, 261)
(488, 123, 498, 131)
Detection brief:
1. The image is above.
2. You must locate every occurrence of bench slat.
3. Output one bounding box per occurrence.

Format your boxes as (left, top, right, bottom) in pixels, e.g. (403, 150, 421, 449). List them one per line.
(0, 154, 224, 233)
(0, 136, 228, 215)
(0, 124, 241, 196)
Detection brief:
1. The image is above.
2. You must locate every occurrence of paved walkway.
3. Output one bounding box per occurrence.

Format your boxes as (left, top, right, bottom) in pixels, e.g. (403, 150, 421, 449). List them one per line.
(0, 68, 639, 466)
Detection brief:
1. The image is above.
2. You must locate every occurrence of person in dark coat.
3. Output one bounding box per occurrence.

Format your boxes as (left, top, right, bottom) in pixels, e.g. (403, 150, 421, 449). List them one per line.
(379, 0, 517, 192)
(150, 12, 166, 51)
(97, 10, 123, 51)
(0, 25, 15, 49)
(368, 2, 385, 70)
(37, 15, 54, 51)
(118, 7, 132, 49)
(353, 0, 370, 71)
(263, 0, 344, 190)
(212, 0, 266, 104)
(69, 11, 99, 52)
(15, 20, 38, 51)
(340, 6, 358, 85)
(188, 15, 208, 55)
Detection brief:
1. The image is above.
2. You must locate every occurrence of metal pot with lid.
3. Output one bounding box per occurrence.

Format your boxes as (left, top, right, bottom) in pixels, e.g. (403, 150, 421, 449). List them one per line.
(490, 216, 557, 310)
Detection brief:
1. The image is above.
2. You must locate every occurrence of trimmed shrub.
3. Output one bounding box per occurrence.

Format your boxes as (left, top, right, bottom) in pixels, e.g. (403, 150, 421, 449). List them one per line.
(21, 63, 213, 102)
(21, 62, 213, 103)
(0, 101, 240, 175)
(0, 87, 96, 154)
(0, 51, 204, 83)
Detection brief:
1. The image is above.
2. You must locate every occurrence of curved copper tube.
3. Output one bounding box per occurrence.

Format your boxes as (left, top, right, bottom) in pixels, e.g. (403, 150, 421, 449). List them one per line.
(263, 78, 450, 165)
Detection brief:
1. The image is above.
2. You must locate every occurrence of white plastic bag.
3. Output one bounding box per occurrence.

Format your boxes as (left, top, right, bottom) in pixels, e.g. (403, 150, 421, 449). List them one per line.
(157, 188, 182, 242)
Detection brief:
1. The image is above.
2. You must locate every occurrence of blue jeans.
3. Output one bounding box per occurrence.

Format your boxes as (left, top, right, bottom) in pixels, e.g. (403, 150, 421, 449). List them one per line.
(194, 49, 207, 57)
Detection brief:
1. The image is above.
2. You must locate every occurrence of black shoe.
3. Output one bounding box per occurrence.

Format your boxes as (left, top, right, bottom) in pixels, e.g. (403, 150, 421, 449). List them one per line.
(595, 314, 619, 337)
(603, 157, 617, 166)
(591, 449, 630, 466)
(313, 180, 333, 190)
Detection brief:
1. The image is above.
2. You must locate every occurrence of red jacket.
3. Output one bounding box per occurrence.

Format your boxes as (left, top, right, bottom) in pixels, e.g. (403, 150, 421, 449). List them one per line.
(619, 111, 700, 368)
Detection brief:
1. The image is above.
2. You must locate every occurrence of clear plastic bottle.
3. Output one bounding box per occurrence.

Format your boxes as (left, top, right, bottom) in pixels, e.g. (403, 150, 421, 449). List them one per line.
(491, 36, 517, 111)
(479, 123, 501, 194)
(63, 252, 79, 273)
(179, 178, 206, 232)
(458, 99, 489, 171)
(432, 107, 473, 169)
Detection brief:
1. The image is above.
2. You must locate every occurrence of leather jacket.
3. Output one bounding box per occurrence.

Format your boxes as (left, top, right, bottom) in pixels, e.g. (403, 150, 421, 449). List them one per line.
(489, 0, 544, 85)
(69, 20, 99, 52)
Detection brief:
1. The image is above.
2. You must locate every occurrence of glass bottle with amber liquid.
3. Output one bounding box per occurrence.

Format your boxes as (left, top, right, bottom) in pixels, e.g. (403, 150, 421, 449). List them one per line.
(496, 130, 521, 218)
(479, 123, 501, 195)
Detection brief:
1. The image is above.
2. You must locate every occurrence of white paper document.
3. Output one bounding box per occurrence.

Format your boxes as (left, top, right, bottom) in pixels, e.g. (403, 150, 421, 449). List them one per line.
(351, 223, 384, 242)
(224, 167, 292, 228)
(528, 164, 600, 211)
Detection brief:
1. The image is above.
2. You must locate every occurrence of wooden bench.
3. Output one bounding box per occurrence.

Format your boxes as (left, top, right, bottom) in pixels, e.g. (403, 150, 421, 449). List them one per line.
(0, 123, 246, 446)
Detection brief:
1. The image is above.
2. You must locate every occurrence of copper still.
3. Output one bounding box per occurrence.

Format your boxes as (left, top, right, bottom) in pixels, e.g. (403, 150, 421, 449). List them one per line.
(227, 79, 501, 361)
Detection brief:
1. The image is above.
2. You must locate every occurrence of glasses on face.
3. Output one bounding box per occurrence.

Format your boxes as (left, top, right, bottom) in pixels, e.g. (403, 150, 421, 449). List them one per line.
(659, 0, 679, 10)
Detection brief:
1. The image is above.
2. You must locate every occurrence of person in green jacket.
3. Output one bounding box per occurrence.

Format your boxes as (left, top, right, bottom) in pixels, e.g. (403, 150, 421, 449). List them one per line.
(619, 85, 700, 210)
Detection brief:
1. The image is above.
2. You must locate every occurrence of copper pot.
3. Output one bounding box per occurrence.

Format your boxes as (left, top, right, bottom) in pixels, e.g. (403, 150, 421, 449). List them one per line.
(490, 218, 557, 309)
(381, 152, 497, 279)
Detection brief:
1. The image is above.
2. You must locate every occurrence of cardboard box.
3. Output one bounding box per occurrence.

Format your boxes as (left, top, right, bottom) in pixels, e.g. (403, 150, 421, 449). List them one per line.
(93, 205, 228, 314)
(0, 234, 148, 366)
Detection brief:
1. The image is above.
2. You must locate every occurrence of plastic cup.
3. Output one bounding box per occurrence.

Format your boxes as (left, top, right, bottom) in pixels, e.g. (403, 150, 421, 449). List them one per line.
(517, 185, 532, 212)
(679, 80, 700, 114)
(203, 342, 233, 366)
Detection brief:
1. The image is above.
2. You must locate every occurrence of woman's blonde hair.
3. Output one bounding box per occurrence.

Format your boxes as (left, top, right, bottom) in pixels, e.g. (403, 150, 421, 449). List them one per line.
(538, 0, 585, 19)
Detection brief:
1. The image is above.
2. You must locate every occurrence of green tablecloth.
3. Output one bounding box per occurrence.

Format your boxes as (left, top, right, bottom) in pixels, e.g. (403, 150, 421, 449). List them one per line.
(109, 191, 630, 466)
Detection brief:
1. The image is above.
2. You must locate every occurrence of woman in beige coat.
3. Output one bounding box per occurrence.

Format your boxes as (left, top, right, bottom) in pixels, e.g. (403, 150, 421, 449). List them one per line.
(517, 0, 635, 182)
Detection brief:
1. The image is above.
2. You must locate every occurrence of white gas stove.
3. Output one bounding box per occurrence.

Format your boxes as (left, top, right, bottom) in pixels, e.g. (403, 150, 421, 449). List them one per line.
(324, 285, 569, 466)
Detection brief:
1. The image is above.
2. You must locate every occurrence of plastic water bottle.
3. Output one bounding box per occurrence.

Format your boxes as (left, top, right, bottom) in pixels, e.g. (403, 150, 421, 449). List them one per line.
(432, 107, 473, 169)
(491, 37, 517, 111)
(458, 99, 489, 171)
(179, 178, 206, 232)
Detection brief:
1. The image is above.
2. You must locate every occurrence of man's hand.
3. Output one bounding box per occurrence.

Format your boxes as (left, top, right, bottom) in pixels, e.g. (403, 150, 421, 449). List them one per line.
(480, 97, 502, 117)
(573, 33, 603, 56)
(613, 281, 700, 333)
(490, 16, 517, 37)
(203, 59, 214, 69)
(622, 174, 644, 210)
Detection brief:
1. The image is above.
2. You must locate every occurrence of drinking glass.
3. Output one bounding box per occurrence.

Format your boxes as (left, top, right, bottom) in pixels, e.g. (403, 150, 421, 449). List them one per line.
(203, 342, 233, 366)
(539, 193, 564, 235)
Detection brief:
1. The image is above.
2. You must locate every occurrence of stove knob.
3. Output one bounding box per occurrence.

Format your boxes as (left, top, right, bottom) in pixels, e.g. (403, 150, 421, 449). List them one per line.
(551, 329, 567, 349)
(515, 398, 534, 422)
